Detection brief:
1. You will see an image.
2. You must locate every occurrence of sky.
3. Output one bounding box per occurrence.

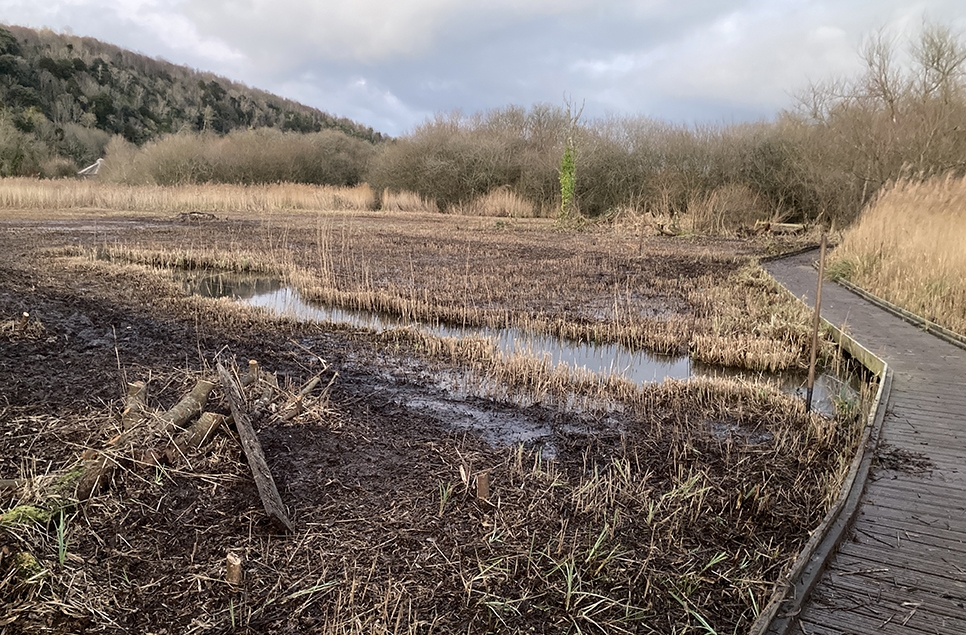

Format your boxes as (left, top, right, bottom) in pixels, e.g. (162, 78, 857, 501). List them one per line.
(1, 0, 965, 136)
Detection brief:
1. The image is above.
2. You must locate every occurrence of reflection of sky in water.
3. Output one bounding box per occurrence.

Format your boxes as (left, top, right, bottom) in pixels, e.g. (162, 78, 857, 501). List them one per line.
(183, 273, 856, 416)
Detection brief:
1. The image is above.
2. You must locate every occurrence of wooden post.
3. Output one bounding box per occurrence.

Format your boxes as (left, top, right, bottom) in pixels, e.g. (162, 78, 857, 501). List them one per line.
(806, 234, 828, 413)
(226, 552, 243, 584)
(476, 471, 490, 502)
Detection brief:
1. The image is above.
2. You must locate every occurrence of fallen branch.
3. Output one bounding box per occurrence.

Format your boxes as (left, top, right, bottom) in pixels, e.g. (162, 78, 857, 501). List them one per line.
(217, 363, 293, 532)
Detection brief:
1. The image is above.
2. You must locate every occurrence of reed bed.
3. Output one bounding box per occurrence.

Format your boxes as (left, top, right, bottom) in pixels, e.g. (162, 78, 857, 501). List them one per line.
(379, 189, 440, 213)
(451, 187, 545, 218)
(828, 175, 966, 335)
(2, 358, 864, 634)
(0, 178, 377, 214)
(69, 216, 818, 374)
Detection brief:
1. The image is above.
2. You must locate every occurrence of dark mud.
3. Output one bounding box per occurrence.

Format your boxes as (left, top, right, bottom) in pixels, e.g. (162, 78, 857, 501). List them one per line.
(0, 216, 846, 634)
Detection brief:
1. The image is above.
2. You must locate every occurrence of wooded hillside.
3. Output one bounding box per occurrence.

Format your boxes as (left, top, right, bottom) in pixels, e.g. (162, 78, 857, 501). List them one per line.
(0, 24, 384, 176)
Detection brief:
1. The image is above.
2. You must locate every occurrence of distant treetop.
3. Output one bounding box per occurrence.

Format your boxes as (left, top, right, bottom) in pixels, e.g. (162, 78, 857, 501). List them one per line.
(0, 22, 386, 174)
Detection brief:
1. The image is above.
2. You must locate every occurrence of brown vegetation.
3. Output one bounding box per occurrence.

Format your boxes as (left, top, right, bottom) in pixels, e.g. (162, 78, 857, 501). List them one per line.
(0, 178, 377, 214)
(67, 206, 819, 372)
(0, 202, 863, 633)
(828, 175, 966, 335)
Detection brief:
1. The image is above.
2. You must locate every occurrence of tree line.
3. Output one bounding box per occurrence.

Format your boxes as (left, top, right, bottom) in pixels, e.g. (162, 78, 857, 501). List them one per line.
(3, 22, 965, 227)
(369, 22, 966, 226)
(0, 23, 384, 178)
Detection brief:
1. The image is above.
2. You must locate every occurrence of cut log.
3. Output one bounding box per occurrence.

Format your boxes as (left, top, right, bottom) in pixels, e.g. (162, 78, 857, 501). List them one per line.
(164, 412, 226, 464)
(157, 379, 216, 434)
(754, 220, 806, 235)
(77, 378, 213, 501)
(121, 381, 149, 431)
(75, 453, 114, 501)
(217, 363, 293, 532)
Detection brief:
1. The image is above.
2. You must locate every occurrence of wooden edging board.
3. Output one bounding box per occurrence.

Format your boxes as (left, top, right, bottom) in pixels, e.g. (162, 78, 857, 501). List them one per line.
(833, 277, 966, 352)
(748, 266, 891, 635)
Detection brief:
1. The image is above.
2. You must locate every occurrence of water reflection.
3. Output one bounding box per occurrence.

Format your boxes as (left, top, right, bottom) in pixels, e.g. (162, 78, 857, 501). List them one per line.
(182, 272, 856, 415)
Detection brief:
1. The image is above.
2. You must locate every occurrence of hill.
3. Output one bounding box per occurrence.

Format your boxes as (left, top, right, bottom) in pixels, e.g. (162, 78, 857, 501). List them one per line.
(0, 24, 385, 176)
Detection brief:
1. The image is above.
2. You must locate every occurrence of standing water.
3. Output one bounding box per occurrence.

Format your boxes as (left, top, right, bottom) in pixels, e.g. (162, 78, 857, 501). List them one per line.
(181, 272, 856, 415)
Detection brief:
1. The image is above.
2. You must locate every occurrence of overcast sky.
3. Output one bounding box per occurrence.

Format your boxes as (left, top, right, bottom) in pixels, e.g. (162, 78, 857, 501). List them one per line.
(2, 0, 965, 136)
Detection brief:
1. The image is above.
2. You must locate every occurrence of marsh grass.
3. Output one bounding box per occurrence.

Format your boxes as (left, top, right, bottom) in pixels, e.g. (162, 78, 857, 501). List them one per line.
(452, 187, 543, 218)
(379, 189, 439, 213)
(66, 221, 819, 374)
(0, 178, 377, 214)
(1, 359, 864, 634)
(828, 175, 966, 335)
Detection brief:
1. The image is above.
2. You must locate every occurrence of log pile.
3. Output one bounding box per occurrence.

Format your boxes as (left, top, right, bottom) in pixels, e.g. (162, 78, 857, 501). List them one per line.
(754, 220, 807, 235)
(1, 357, 334, 533)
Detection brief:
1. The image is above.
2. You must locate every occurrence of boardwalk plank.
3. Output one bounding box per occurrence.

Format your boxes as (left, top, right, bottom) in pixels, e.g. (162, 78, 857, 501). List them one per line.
(763, 252, 966, 635)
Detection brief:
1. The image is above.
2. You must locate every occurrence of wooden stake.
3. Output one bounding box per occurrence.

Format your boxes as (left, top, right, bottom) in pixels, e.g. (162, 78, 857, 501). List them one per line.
(226, 552, 243, 585)
(806, 234, 828, 413)
(240, 359, 260, 388)
(476, 471, 490, 502)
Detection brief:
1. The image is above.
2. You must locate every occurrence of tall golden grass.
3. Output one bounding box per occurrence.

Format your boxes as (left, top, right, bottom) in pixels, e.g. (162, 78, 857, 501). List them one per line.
(451, 187, 544, 218)
(378, 188, 439, 213)
(829, 175, 966, 335)
(0, 178, 545, 218)
(0, 178, 378, 213)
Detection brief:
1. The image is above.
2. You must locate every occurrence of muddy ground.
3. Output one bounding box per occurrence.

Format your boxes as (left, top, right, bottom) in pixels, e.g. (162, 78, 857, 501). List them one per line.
(0, 213, 840, 634)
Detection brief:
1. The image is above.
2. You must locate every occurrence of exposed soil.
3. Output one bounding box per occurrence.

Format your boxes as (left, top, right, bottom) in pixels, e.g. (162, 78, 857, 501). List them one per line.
(1, 214, 849, 634)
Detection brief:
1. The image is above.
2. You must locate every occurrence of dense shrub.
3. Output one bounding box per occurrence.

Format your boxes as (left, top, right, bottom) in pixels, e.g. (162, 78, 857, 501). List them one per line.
(100, 128, 375, 186)
(368, 23, 966, 228)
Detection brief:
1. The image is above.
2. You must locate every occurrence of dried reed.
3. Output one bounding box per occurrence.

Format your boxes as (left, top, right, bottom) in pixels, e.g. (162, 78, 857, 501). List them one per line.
(0, 178, 377, 214)
(828, 174, 966, 335)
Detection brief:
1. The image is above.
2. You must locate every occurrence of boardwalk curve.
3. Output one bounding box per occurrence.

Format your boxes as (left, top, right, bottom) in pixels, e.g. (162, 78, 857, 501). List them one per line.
(756, 250, 966, 634)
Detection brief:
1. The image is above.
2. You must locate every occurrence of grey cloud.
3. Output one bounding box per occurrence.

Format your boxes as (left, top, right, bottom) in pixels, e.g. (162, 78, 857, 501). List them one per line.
(3, 0, 966, 135)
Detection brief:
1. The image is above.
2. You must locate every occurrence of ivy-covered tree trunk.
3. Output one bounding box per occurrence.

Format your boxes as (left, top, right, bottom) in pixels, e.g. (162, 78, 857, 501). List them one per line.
(559, 143, 576, 218)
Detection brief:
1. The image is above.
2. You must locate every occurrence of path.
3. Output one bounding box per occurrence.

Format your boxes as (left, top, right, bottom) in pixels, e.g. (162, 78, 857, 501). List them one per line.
(764, 251, 966, 635)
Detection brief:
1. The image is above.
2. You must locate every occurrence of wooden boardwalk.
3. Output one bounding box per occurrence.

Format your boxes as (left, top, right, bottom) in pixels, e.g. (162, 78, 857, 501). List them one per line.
(764, 252, 966, 635)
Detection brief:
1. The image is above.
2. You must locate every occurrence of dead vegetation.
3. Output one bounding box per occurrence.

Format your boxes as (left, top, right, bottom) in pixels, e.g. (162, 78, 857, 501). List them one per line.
(828, 175, 966, 336)
(0, 205, 860, 634)
(58, 208, 820, 373)
(1, 358, 864, 634)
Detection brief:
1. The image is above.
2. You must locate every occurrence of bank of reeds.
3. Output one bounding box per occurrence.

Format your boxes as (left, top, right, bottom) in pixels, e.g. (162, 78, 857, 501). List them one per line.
(0, 177, 552, 220)
(0, 178, 377, 213)
(451, 187, 545, 218)
(828, 175, 966, 336)
(78, 240, 818, 373)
